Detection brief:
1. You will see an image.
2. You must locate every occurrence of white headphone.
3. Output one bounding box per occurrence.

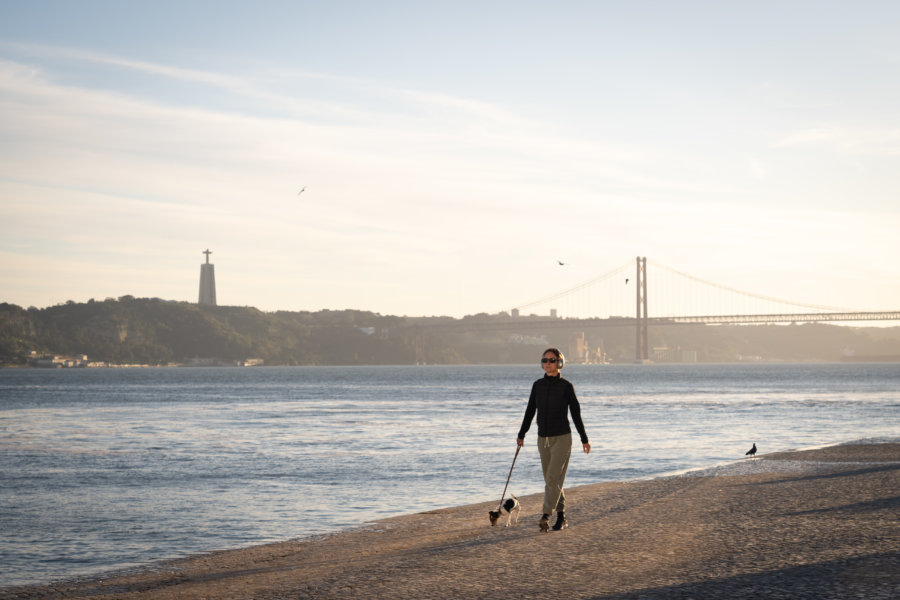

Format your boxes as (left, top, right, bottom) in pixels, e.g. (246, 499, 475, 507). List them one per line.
(543, 348, 565, 369)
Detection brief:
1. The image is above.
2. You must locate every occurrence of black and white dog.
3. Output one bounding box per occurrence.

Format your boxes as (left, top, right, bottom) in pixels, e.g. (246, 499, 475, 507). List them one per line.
(488, 494, 521, 527)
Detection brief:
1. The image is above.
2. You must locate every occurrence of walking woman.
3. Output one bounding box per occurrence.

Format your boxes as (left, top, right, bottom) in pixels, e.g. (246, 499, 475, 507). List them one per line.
(517, 348, 591, 532)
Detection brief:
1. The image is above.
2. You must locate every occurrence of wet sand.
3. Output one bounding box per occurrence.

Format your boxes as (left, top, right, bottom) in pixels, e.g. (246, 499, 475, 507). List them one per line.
(3, 442, 899, 599)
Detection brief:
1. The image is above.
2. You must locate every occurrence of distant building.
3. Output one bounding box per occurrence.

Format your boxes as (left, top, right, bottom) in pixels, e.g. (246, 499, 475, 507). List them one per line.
(569, 331, 587, 363)
(236, 358, 264, 367)
(566, 332, 609, 364)
(198, 249, 217, 306)
(31, 354, 88, 368)
(652, 346, 698, 363)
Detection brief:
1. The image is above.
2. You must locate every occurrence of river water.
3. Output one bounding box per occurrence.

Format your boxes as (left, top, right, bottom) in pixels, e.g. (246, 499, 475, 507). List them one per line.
(1, 363, 898, 587)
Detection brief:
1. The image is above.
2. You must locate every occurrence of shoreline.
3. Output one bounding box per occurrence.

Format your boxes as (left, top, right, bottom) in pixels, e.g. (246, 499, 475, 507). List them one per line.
(4, 358, 900, 369)
(3, 441, 899, 599)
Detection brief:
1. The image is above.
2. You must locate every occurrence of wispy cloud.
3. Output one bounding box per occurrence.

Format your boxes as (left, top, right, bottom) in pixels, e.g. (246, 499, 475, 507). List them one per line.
(2, 40, 898, 314)
(775, 124, 900, 156)
(0, 44, 718, 214)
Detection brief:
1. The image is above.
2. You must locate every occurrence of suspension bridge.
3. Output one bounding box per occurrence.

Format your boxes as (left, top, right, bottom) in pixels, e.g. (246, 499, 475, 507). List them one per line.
(506, 256, 900, 361)
(412, 257, 900, 363)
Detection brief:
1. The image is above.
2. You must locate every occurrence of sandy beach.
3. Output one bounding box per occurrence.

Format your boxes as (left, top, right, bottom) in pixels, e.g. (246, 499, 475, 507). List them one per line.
(3, 442, 898, 600)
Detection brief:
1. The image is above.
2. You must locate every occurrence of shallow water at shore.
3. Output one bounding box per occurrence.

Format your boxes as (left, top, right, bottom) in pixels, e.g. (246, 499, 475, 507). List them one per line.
(6, 443, 899, 600)
(1, 363, 898, 586)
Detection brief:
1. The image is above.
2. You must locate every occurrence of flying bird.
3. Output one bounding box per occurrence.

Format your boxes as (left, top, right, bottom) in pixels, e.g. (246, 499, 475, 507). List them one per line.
(625, 278, 629, 284)
(745, 443, 757, 457)
(558, 260, 566, 266)
(297, 187, 306, 196)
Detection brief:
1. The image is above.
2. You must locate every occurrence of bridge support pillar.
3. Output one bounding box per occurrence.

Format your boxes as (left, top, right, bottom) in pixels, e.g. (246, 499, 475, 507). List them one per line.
(635, 256, 649, 362)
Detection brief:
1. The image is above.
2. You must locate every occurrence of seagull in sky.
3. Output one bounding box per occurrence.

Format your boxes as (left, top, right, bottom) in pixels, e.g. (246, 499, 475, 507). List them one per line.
(625, 278, 629, 284)
(558, 260, 566, 266)
(297, 187, 306, 196)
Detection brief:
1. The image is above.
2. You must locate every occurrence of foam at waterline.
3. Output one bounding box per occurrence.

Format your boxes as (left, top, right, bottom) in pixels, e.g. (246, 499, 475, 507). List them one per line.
(656, 436, 900, 480)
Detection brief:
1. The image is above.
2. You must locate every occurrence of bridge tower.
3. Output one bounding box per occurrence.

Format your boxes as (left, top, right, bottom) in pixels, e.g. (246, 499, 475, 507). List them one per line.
(635, 256, 648, 362)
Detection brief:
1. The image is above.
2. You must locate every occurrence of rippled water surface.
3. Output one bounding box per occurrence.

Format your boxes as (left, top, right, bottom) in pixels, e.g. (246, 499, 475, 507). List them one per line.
(1, 363, 898, 586)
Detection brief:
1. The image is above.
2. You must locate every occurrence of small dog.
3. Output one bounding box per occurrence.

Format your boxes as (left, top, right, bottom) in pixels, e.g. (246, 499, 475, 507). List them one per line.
(488, 494, 521, 527)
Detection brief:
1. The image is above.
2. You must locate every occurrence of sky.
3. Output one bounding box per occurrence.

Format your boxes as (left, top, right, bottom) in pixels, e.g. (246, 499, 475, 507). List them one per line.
(1, 1, 899, 318)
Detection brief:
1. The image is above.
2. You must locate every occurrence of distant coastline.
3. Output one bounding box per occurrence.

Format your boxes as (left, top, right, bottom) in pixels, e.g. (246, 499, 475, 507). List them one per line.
(840, 354, 900, 362)
(2, 297, 900, 367)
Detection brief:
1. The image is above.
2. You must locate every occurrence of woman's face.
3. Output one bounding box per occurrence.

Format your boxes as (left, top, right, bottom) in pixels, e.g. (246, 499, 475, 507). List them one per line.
(541, 351, 560, 376)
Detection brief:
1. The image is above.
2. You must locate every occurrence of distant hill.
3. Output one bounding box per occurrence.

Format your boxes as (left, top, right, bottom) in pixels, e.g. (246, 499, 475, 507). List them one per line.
(2, 298, 899, 366)
(0, 298, 425, 366)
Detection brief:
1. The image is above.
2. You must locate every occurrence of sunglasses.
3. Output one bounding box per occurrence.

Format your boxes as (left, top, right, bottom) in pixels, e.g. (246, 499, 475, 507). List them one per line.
(541, 357, 558, 364)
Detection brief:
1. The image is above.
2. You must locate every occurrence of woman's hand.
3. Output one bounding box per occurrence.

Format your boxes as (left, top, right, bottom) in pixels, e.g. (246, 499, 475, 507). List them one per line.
(583, 443, 591, 454)
(516, 437, 524, 448)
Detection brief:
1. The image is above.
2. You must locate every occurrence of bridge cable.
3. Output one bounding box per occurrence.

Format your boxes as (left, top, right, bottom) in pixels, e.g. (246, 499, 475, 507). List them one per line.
(510, 259, 633, 314)
(649, 259, 851, 313)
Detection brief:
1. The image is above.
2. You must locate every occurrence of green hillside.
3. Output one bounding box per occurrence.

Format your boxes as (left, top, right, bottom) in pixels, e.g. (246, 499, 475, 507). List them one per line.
(2, 298, 899, 366)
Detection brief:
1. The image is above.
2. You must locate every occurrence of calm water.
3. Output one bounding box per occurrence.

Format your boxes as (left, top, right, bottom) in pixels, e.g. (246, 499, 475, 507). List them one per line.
(1, 363, 898, 587)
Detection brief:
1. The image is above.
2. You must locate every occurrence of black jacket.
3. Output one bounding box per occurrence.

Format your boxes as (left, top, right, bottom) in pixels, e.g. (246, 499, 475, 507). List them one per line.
(517, 374, 589, 444)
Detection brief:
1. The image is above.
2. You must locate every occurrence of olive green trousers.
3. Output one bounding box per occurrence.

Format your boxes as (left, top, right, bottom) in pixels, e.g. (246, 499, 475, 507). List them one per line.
(537, 433, 572, 515)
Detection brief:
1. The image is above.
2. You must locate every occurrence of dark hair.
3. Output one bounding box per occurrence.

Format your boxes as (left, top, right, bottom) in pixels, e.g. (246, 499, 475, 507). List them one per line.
(542, 347, 565, 369)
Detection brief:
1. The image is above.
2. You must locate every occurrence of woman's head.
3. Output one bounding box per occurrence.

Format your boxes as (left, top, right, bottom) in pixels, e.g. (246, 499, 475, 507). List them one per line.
(541, 348, 564, 374)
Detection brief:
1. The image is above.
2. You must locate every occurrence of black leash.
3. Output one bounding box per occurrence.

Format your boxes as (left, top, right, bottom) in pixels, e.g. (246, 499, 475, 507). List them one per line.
(497, 445, 521, 510)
